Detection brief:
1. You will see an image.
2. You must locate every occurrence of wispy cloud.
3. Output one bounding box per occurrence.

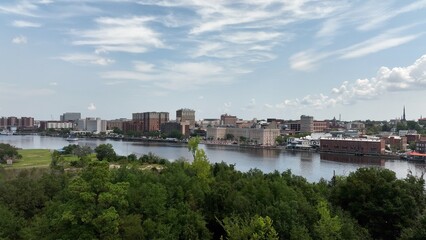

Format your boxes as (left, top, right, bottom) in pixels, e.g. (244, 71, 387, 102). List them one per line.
(0, 2, 39, 17)
(101, 61, 243, 91)
(12, 35, 27, 44)
(290, 26, 423, 70)
(72, 16, 165, 53)
(12, 20, 41, 28)
(273, 54, 426, 109)
(340, 33, 421, 59)
(57, 53, 115, 66)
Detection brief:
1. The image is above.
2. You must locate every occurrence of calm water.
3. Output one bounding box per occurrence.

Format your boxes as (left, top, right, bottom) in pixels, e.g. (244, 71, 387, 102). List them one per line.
(1, 135, 425, 182)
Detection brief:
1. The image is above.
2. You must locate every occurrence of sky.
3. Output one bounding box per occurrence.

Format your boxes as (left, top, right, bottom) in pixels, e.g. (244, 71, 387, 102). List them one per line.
(1, 0, 426, 121)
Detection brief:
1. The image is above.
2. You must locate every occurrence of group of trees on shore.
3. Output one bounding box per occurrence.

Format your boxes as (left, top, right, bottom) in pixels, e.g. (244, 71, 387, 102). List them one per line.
(0, 140, 425, 239)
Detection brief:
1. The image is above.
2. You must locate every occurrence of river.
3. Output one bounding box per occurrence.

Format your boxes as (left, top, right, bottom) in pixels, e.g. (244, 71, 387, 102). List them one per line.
(1, 135, 425, 182)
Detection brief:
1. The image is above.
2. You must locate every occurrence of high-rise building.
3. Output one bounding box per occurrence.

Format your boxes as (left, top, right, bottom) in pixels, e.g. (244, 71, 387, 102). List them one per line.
(176, 108, 195, 127)
(7, 117, 18, 127)
(300, 115, 314, 133)
(19, 117, 34, 128)
(60, 112, 81, 122)
(76, 118, 106, 133)
(133, 112, 169, 132)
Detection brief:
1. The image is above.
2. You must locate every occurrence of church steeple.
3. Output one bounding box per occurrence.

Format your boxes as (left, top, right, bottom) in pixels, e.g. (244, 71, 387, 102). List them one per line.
(403, 106, 406, 121)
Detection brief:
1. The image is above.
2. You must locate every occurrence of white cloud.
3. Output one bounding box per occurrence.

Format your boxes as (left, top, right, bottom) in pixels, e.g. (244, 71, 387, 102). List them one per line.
(275, 54, 426, 109)
(356, 0, 426, 31)
(316, 18, 340, 38)
(340, 34, 421, 59)
(290, 27, 423, 71)
(49, 82, 58, 86)
(38, 0, 54, 4)
(72, 16, 165, 53)
(289, 50, 332, 71)
(88, 103, 96, 111)
(101, 61, 242, 91)
(57, 54, 114, 66)
(0, 2, 39, 17)
(12, 20, 41, 28)
(12, 36, 27, 44)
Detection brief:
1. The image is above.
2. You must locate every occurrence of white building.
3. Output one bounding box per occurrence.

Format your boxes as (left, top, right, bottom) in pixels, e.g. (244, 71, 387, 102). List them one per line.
(206, 127, 281, 146)
(40, 121, 73, 130)
(76, 118, 107, 134)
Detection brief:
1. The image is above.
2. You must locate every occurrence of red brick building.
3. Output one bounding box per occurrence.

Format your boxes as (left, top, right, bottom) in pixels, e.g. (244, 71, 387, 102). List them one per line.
(320, 138, 385, 155)
(123, 121, 144, 134)
(132, 112, 169, 132)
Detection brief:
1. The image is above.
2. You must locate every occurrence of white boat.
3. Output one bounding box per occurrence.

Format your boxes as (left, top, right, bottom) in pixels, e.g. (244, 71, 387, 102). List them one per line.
(66, 136, 79, 141)
(0, 130, 13, 135)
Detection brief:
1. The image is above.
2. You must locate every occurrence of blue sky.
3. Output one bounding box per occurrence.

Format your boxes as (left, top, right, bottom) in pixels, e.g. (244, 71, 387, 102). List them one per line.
(1, 0, 426, 121)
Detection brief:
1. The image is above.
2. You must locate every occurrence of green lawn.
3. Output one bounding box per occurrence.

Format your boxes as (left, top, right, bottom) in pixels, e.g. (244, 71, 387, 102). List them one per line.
(4, 149, 53, 169)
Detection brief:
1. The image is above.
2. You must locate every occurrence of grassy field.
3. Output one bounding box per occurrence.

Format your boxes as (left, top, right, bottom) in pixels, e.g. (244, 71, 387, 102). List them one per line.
(8, 149, 53, 169)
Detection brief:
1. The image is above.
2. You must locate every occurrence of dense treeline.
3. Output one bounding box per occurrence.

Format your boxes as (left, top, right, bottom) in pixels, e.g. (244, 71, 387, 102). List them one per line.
(0, 141, 425, 239)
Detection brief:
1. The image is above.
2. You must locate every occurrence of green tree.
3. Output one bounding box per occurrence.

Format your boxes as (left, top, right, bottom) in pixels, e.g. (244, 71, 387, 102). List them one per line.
(0, 143, 22, 163)
(221, 215, 279, 240)
(226, 134, 234, 141)
(73, 145, 92, 158)
(314, 200, 342, 240)
(0, 204, 24, 239)
(94, 143, 116, 161)
(331, 168, 425, 240)
(30, 161, 129, 239)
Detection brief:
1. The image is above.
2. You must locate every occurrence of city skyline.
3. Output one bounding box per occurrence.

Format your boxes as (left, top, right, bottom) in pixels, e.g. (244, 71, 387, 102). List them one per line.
(1, 1, 426, 121)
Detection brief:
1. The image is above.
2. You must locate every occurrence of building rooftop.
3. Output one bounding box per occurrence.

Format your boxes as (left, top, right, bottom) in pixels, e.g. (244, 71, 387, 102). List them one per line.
(321, 137, 382, 142)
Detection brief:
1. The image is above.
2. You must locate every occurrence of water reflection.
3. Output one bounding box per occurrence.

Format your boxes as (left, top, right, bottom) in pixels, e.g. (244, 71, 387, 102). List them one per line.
(320, 153, 385, 166)
(1, 135, 425, 182)
(300, 152, 313, 161)
(204, 145, 280, 158)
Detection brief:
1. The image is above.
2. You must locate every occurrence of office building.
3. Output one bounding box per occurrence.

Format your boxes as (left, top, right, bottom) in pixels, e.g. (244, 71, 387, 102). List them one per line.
(60, 112, 81, 122)
(176, 108, 195, 128)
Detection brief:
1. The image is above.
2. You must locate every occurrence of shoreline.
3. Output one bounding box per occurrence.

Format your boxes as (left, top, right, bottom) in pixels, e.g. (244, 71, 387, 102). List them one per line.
(3, 134, 412, 161)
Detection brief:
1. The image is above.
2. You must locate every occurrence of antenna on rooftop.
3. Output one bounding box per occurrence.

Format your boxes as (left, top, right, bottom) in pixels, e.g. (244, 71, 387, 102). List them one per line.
(339, 114, 341, 121)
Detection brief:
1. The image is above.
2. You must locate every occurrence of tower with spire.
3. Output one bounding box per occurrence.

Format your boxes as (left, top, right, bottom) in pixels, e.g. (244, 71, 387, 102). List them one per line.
(402, 106, 406, 121)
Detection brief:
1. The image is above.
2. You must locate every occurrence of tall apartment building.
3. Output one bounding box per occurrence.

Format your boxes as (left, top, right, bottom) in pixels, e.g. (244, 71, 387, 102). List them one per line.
(60, 112, 81, 122)
(221, 114, 237, 127)
(133, 112, 169, 132)
(300, 115, 314, 133)
(7, 117, 18, 127)
(19, 117, 35, 128)
(0, 116, 34, 129)
(176, 108, 195, 128)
